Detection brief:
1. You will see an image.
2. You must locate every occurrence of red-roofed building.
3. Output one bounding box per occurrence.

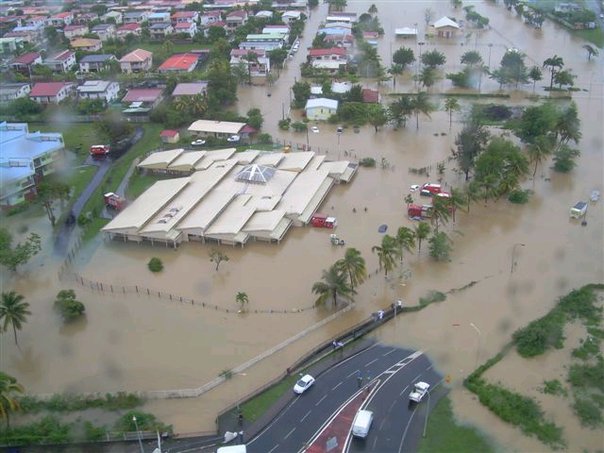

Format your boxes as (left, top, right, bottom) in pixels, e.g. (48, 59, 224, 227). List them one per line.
(63, 24, 88, 39)
(200, 11, 222, 26)
(158, 53, 199, 73)
(29, 82, 75, 104)
(10, 52, 42, 73)
(43, 50, 76, 73)
(361, 88, 380, 104)
(160, 129, 180, 144)
(47, 11, 74, 27)
(174, 21, 197, 37)
(116, 23, 142, 39)
(308, 48, 347, 61)
(171, 11, 199, 24)
(225, 10, 248, 31)
(122, 88, 163, 106)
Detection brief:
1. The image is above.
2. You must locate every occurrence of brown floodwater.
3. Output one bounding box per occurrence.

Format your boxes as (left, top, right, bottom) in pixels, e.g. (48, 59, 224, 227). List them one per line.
(1, 0, 603, 450)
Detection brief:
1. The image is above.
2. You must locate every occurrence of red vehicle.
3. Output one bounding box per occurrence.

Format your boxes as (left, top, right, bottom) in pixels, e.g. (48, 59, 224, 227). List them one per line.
(407, 204, 432, 219)
(311, 213, 337, 229)
(104, 192, 126, 211)
(90, 144, 110, 157)
(420, 183, 442, 197)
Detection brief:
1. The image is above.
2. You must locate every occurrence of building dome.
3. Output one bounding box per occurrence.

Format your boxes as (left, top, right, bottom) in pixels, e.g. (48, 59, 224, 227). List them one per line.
(235, 164, 275, 184)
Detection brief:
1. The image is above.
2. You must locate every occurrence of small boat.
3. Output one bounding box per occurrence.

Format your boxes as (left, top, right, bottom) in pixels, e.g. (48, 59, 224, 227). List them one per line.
(590, 190, 600, 202)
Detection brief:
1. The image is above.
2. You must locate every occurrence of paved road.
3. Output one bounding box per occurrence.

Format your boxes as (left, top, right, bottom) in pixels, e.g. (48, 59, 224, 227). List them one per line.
(246, 344, 440, 453)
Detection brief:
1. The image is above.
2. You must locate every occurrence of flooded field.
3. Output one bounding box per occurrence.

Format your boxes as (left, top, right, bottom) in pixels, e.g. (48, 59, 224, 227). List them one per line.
(1, 0, 603, 450)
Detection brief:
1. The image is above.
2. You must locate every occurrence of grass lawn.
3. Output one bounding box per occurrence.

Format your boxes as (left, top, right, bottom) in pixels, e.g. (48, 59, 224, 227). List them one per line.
(68, 166, 98, 200)
(29, 122, 105, 164)
(239, 374, 299, 423)
(418, 396, 495, 453)
(136, 42, 209, 54)
(126, 172, 162, 199)
(574, 28, 604, 48)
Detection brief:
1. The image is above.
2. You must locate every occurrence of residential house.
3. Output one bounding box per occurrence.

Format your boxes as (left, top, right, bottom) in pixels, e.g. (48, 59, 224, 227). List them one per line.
(160, 129, 180, 144)
(122, 88, 163, 115)
(262, 24, 290, 41)
(63, 23, 88, 39)
(149, 22, 174, 39)
(47, 11, 74, 27)
(72, 13, 99, 25)
(0, 37, 24, 54)
(10, 52, 42, 74)
(361, 88, 380, 103)
(0, 122, 65, 207)
(171, 11, 198, 24)
(255, 10, 274, 19)
(324, 33, 354, 48)
(90, 23, 116, 41)
(43, 50, 76, 73)
(305, 98, 338, 121)
(76, 80, 120, 103)
(4, 26, 42, 44)
(225, 10, 248, 31)
(119, 48, 153, 73)
(70, 37, 103, 52)
(174, 21, 197, 37)
(171, 81, 208, 98)
(200, 11, 222, 26)
(282, 10, 302, 23)
(29, 82, 75, 104)
(239, 33, 287, 51)
(0, 83, 31, 103)
(102, 10, 123, 24)
(148, 12, 171, 24)
(431, 16, 460, 38)
(79, 54, 117, 73)
(230, 48, 270, 78)
(158, 53, 199, 73)
(22, 16, 46, 29)
(187, 119, 247, 140)
(326, 12, 357, 23)
(116, 22, 142, 39)
(123, 11, 149, 24)
(308, 47, 347, 62)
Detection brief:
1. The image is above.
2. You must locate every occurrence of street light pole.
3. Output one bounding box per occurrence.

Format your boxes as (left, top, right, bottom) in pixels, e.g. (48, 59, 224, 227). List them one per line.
(132, 415, 144, 453)
(510, 243, 525, 274)
(487, 43, 493, 69)
(470, 322, 481, 369)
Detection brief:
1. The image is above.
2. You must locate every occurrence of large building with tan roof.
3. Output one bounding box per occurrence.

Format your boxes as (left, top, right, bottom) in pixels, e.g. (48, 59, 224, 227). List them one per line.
(102, 149, 358, 246)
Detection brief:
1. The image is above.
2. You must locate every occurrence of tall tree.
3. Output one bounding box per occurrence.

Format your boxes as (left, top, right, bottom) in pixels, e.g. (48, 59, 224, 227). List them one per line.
(444, 97, 460, 130)
(553, 69, 575, 89)
(0, 291, 31, 346)
(553, 144, 580, 173)
(500, 49, 528, 88)
(582, 44, 599, 61)
(527, 135, 554, 177)
(366, 104, 388, 132)
(209, 250, 229, 271)
(421, 49, 446, 68)
(0, 228, 41, 272)
(395, 227, 416, 263)
(528, 66, 543, 93)
(411, 91, 433, 129)
(372, 234, 400, 277)
(235, 292, 249, 311)
(542, 55, 564, 90)
(448, 188, 466, 222)
(430, 196, 451, 232)
(37, 180, 70, 227)
(414, 222, 431, 254)
(554, 102, 581, 145)
(418, 66, 438, 90)
(392, 47, 415, 71)
(368, 3, 378, 14)
(335, 248, 367, 290)
(454, 119, 490, 180)
(388, 96, 414, 128)
(312, 264, 354, 307)
(429, 232, 452, 261)
(0, 372, 24, 429)
(460, 50, 483, 66)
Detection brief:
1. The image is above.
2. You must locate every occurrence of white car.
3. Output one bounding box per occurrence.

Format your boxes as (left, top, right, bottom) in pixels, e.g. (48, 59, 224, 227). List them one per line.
(226, 135, 240, 143)
(191, 139, 206, 146)
(409, 381, 430, 403)
(409, 184, 420, 192)
(311, 126, 320, 134)
(293, 374, 315, 394)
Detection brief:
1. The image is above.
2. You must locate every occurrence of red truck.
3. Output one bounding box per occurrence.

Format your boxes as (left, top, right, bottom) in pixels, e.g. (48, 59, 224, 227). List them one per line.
(407, 204, 432, 219)
(420, 183, 442, 197)
(311, 213, 337, 229)
(90, 144, 110, 158)
(104, 192, 126, 211)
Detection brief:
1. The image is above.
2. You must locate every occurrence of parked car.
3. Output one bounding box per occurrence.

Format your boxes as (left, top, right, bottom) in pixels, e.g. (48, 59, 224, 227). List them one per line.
(227, 135, 240, 143)
(311, 126, 320, 133)
(293, 374, 315, 394)
(191, 139, 206, 146)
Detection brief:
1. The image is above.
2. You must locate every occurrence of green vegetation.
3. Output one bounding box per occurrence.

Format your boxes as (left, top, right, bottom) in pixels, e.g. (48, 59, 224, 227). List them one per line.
(572, 336, 600, 359)
(542, 379, 567, 397)
(573, 398, 602, 428)
(127, 172, 161, 199)
(114, 410, 172, 433)
(419, 396, 494, 453)
(0, 228, 42, 272)
(419, 291, 447, 307)
(53, 290, 85, 322)
(0, 415, 72, 445)
(29, 122, 105, 163)
(148, 257, 164, 273)
(508, 189, 530, 204)
(358, 157, 376, 167)
(19, 392, 144, 414)
(568, 357, 604, 392)
(574, 28, 604, 49)
(239, 374, 299, 423)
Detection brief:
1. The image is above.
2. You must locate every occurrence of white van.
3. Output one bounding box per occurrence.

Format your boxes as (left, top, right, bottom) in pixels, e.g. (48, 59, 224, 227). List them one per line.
(351, 409, 374, 438)
(217, 445, 246, 453)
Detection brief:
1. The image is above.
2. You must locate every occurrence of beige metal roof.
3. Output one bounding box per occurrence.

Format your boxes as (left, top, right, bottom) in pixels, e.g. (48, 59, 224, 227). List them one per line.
(255, 152, 285, 167)
(307, 155, 326, 170)
(138, 148, 184, 169)
(205, 194, 255, 235)
(230, 150, 260, 164)
(194, 148, 236, 170)
(243, 209, 287, 232)
(188, 120, 246, 135)
(177, 187, 238, 233)
(319, 160, 349, 176)
(102, 178, 189, 232)
(277, 151, 314, 171)
(167, 150, 206, 171)
(279, 169, 329, 215)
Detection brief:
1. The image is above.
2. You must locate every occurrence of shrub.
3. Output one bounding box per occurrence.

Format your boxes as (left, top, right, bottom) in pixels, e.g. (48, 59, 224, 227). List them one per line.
(572, 336, 600, 360)
(278, 118, 291, 130)
(508, 189, 530, 204)
(542, 379, 567, 396)
(573, 398, 603, 428)
(359, 157, 376, 167)
(0, 415, 72, 445)
(256, 133, 273, 144)
(419, 291, 447, 306)
(148, 257, 163, 272)
(568, 358, 604, 392)
(54, 290, 85, 322)
(84, 421, 107, 441)
(512, 309, 566, 357)
(291, 121, 308, 132)
(114, 410, 172, 434)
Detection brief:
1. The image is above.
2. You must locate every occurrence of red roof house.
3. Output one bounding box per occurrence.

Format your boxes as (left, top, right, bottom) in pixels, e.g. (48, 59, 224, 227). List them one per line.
(361, 88, 380, 103)
(29, 82, 74, 104)
(308, 47, 347, 61)
(122, 88, 163, 107)
(10, 52, 42, 71)
(158, 53, 199, 73)
(160, 129, 180, 143)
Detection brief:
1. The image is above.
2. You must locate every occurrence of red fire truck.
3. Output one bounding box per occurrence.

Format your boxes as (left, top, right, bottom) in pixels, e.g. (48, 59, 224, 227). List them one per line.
(310, 213, 337, 229)
(104, 192, 126, 211)
(90, 144, 111, 157)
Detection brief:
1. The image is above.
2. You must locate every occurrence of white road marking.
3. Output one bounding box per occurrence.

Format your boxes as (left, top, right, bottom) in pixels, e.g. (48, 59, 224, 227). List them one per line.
(315, 394, 328, 406)
(301, 410, 312, 422)
(332, 381, 343, 391)
(267, 444, 280, 453)
(284, 427, 296, 440)
(426, 365, 433, 371)
(347, 370, 360, 379)
(382, 348, 396, 356)
(379, 416, 388, 430)
(412, 373, 422, 383)
(372, 436, 379, 450)
(365, 358, 379, 367)
(399, 405, 419, 453)
(399, 385, 409, 397)
(384, 370, 396, 374)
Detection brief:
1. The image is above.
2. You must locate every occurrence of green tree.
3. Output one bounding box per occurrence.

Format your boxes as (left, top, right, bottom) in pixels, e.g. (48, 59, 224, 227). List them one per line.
(335, 248, 367, 290)
(511, 102, 558, 145)
(328, 0, 347, 12)
(246, 108, 264, 130)
(500, 49, 528, 88)
(0, 372, 24, 429)
(411, 91, 433, 129)
(527, 135, 554, 177)
(460, 50, 483, 66)
(96, 111, 133, 144)
(395, 227, 416, 263)
(455, 119, 490, 180)
(388, 96, 414, 128)
(429, 232, 452, 261)
(392, 47, 415, 71)
(0, 228, 42, 272)
(553, 145, 580, 173)
(553, 69, 575, 89)
(418, 66, 438, 89)
(0, 291, 31, 346)
(444, 97, 460, 130)
(543, 55, 564, 90)
(209, 249, 229, 271)
(421, 49, 446, 68)
(54, 290, 85, 322)
(312, 264, 354, 307)
(9, 98, 43, 118)
(528, 66, 543, 93)
(372, 234, 400, 277)
(207, 58, 238, 111)
(37, 180, 70, 227)
(414, 222, 431, 254)
(235, 292, 249, 311)
(292, 81, 311, 109)
(431, 196, 451, 233)
(582, 44, 599, 61)
(366, 104, 388, 132)
(448, 188, 466, 222)
(368, 3, 378, 14)
(554, 102, 581, 145)
(207, 25, 227, 43)
(243, 51, 259, 84)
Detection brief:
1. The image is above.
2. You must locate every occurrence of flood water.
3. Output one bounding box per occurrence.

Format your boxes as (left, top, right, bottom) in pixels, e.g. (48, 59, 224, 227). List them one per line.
(1, 0, 603, 450)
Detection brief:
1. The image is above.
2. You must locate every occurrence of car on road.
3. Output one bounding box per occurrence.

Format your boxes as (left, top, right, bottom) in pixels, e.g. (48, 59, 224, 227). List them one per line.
(409, 184, 420, 192)
(409, 381, 430, 403)
(293, 374, 315, 394)
(351, 409, 374, 438)
(337, 126, 343, 133)
(226, 135, 241, 143)
(311, 126, 320, 134)
(191, 139, 206, 146)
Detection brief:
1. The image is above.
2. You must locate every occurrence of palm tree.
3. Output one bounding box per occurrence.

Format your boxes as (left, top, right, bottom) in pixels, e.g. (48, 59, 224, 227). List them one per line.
(0, 372, 24, 429)
(527, 135, 553, 177)
(0, 291, 31, 347)
(243, 51, 259, 84)
(372, 235, 400, 277)
(411, 91, 433, 130)
(528, 66, 542, 93)
(554, 102, 582, 146)
(335, 248, 367, 290)
(414, 222, 431, 254)
(431, 196, 451, 232)
(449, 188, 466, 222)
(395, 227, 416, 263)
(368, 3, 378, 14)
(444, 97, 460, 130)
(582, 44, 599, 61)
(542, 55, 564, 90)
(312, 264, 354, 307)
(418, 67, 438, 91)
(235, 292, 249, 311)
